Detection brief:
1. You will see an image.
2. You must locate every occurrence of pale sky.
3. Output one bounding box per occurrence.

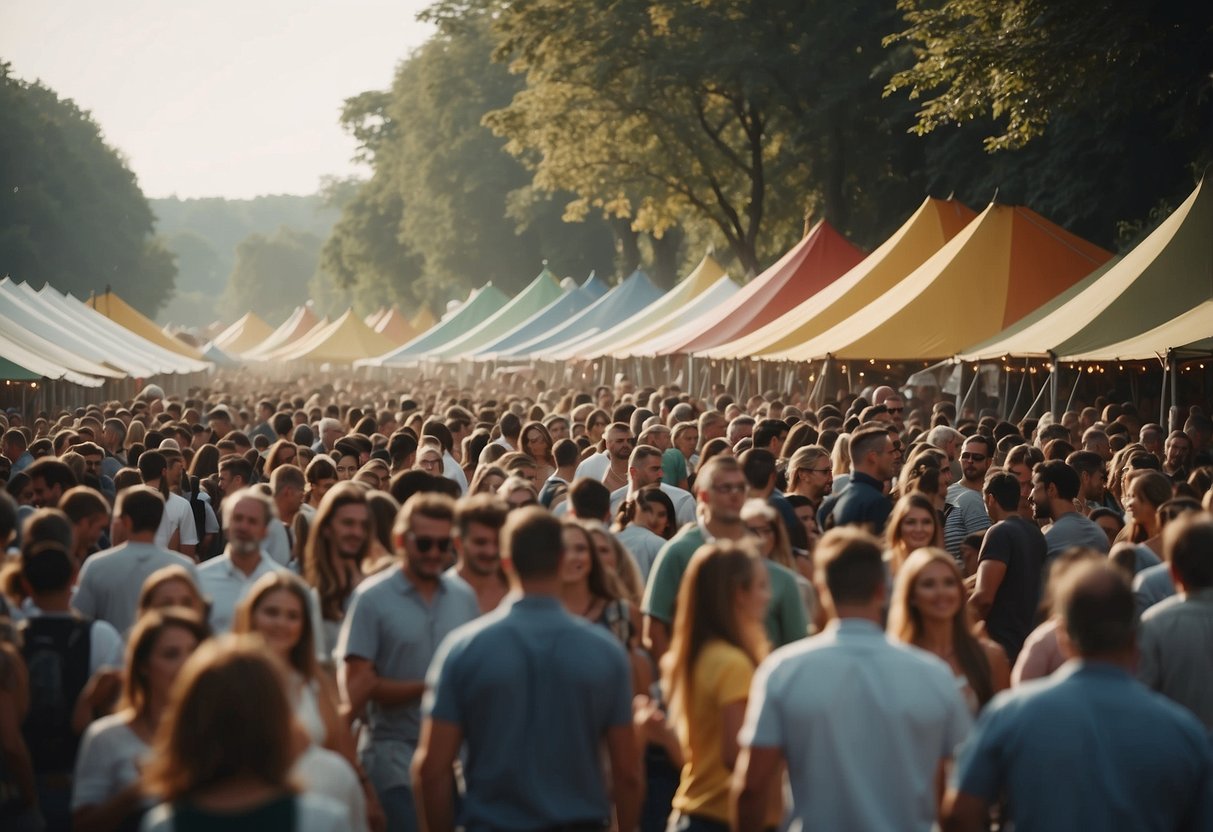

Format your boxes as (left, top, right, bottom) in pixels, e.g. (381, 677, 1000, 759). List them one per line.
(1, 0, 434, 198)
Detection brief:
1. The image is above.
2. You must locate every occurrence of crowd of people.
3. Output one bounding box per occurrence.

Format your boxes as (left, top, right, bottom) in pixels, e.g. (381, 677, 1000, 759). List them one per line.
(0, 374, 1210, 831)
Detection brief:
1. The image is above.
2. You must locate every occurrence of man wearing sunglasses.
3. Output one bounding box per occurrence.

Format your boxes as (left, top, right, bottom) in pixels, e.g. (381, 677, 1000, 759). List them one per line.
(339, 493, 480, 832)
(944, 435, 993, 564)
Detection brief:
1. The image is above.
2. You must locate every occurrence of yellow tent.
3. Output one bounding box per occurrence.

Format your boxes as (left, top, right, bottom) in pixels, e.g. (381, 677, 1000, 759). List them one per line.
(210, 312, 275, 355)
(374, 307, 418, 345)
(242, 306, 320, 359)
(86, 290, 207, 361)
(768, 203, 1112, 362)
(701, 198, 976, 359)
(410, 306, 437, 333)
(277, 309, 394, 363)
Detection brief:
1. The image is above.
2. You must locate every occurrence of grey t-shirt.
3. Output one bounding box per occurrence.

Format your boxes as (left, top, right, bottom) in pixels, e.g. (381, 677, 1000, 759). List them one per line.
(1044, 512, 1109, 560)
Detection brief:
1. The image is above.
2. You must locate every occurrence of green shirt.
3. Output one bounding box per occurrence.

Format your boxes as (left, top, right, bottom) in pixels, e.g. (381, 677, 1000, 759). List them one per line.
(662, 448, 689, 486)
(642, 524, 808, 647)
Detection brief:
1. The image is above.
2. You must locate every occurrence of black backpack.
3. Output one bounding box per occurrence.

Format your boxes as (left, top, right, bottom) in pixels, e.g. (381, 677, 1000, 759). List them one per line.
(19, 615, 93, 774)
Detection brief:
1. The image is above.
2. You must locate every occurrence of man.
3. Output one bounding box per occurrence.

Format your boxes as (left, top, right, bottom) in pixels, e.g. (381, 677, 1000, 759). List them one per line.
(424, 421, 467, 496)
(1004, 443, 1043, 520)
(449, 494, 510, 614)
(1138, 514, 1213, 729)
(493, 411, 521, 451)
(872, 385, 906, 432)
(388, 430, 419, 475)
(970, 473, 1047, 662)
(58, 486, 110, 566)
(413, 508, 640, 832)
(314, 417, 345, 454)
(196, 488, 283, 632)
(566, 478, 612, 523)
(139, 450, 198, 559)
(698, 410, 727, 443)
(734, 528, 971, 832)
(1139, 422, 1165, 461)
(216, 455, 253, 506)
(752, 418, 788, 457)
(1066, 450, 1118, 513)
(339, 493, 479, 832)
(1163, 429, 1192, 480)
(727, 415, 755, 447)
(944, 563, 1213, 831)
(739, 448, 805, 549)
(817, 427, 894, 534)
(600, 422, 635, 493)
(1184, 412, 1212, 464)
(926, 425, 964, 482)
(608, 444, 695, 527)
(249, 399, 277, 444)
(943, 435, 992, 556)
(26, 457, 77, 510)
(2, 427, 33, 473)
(643, 456, 807, 659)
(206, 405, 234, 442)
(537, 438, 578, 509)
(543, 414, 570, 443)
(1031, 460, 1109, 559)
(73, 486, 198, 634)
(268, 464, 306, 564)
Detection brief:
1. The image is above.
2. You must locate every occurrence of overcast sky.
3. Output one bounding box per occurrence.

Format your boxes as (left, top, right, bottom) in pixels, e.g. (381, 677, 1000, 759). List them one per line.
(1, 0, 434, 199)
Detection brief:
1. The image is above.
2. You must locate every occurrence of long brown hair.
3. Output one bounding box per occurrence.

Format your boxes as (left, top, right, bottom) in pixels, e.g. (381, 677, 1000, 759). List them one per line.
(885, 493, 943, 573)
(304, 482, 372, 621)
(887, 548, 993, 707)
(142, 635, 296, 802)
(119, 608, 210, 718)
(233, 572, 318, 680)
(662, 541, 769, 725)
(562, 520, 620, 603)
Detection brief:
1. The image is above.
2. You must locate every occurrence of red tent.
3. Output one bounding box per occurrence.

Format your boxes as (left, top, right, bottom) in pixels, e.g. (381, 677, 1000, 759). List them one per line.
(649, 221, 865, 355)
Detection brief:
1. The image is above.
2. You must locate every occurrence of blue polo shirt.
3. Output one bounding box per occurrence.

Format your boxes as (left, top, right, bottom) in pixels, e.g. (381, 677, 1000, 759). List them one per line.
(424, 595, 633, 832)
(817, 471, 891, 534)
(953, 661, 1213, 831)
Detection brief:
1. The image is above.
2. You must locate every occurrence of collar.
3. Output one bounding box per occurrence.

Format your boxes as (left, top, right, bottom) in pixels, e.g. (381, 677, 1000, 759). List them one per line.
(509, 594, 565, 613)
(850, 471, 885, 490)
(1183, 587, 1213, 604)
(1057, 659, 1134, 682)
(392, 567, 446, 598)
(825, 618, 885, 637)
(219, 548, 274, 578)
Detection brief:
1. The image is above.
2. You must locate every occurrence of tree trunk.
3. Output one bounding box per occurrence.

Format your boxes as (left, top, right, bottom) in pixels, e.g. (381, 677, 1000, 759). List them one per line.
(610, 217, 641, 279)
(647, 227, 685, 289)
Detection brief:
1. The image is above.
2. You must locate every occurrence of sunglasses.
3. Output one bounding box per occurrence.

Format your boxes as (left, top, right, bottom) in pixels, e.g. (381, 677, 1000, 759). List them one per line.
(409, 534, 451, 554)
(960, 452, 988, 462)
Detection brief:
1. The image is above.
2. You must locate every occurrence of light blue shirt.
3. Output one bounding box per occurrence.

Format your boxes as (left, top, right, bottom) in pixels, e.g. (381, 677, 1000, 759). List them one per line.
(196, 549, 282, 633)
(953, 661, 1213, 831)
(424, 595, 632, 832)
(1133, 561, 1175, 616)
(337, 567, 478, 790)
(741, 618, 971, 831)
(73, 541, 198, 635)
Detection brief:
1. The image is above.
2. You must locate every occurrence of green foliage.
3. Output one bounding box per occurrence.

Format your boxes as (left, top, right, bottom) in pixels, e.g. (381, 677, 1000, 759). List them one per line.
(219, 227, 323, 324)
(0, 62, 176, 314)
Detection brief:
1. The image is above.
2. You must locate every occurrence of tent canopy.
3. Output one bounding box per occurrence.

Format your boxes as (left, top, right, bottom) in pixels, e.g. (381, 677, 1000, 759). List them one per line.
(770, 204, 1112, 362)
(277, 309, 395, 363)
(410, 306, 437, 333)
(358, 283, 510, 367)
(243, 306, 321, 359)
(210, 312, 275, 355)
(430, 268, 564, 360)
(701, 198, 977, 359)
(86, 291, 209, 361)
(612, 275, 741, 359)
(507, 270, 664, 360)
(646, 221, 865, 356)
(373, 307, 419, 344)
(556, 254, 729, 360)
(1062, 301, 1213, 362)
(471, 274, 608, 360)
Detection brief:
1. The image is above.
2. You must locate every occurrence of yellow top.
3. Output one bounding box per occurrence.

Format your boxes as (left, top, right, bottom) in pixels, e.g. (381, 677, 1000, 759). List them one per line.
(673, 640, 780, 825)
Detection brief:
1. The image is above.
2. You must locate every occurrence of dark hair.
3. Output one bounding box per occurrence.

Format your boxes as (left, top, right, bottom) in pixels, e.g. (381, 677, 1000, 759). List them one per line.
(499, 411, 522, 441)
(739, 448, 777, 490)
(389, 470, 439, 506)
(569, 478, 611, 521)
(504, 507, 563, 579)
(455, 494, 509, 538)
(1059, 563, 1135, 656)
(553, 438, 580, 468)
(26, 458, 77, 494)
(1034, 460, 1081, 501)
(815, 527, 885, 605)
(1065, 451, 1105, 479)
(1164, 515, 1213, 590)
(218, 456, 253, 487)
(21, 528, 74, 594)
(753, 419, 787, 451)
(983, 472, 1021, 512)
(849, 427, 889, 465)
(59, 486, 109, 524)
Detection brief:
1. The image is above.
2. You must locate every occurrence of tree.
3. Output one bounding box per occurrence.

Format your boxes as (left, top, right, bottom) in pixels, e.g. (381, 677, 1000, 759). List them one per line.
(0, 62, 176, 314)
(219, 228, 322, 323)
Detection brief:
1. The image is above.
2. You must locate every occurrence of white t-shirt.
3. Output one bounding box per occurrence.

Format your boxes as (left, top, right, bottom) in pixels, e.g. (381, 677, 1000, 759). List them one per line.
(72, 713, 149, 810)
(574, 451, 610, 482)
(154, 492, 199, 549)
(293, 745, 370, 832)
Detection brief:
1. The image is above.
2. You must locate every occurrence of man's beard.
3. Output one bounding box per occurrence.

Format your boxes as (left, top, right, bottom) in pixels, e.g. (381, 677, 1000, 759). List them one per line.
(231, 538, 260, 556)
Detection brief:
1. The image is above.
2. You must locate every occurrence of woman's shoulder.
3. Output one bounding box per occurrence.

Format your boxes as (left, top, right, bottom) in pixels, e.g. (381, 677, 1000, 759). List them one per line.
(296, 791, 351, 831)
(81, 711, 142, 750)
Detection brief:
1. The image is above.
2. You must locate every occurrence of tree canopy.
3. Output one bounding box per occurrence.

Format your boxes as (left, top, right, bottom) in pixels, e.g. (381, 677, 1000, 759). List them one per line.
(219, 227, 322, 324)
(0, 62, 175, 315)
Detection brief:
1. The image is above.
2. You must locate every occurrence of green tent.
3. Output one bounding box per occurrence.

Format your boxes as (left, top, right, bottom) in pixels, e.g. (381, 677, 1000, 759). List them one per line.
(356, 282, 510, 368)
(428, 267, 566, 360)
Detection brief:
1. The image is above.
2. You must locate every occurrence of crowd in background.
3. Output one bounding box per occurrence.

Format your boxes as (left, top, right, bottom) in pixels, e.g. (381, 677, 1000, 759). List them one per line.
(0, 373, 1210, 832)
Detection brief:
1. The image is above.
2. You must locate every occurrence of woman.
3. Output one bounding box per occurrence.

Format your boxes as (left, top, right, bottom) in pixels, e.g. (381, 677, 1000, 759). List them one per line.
(741, 500, 821, 632)
(887, 548, 1008, 714)
(612, 487, 673, 581)
(124, 421, 146, 453)
(302, 484, 375, 658)
(138, 567, 210, 620)
(584, 521, 644, 607)
(520, 421, 556, 484)
(559, 520, 633, 647)
(264, 440, 300, 476)
(663, 541, 779, 832)
(332, 449, 360, 482)
(885, 493, 943, 577)
(1121, 469, 1173, 557)
(353, 460, 389, 491)
(141, 636, 347, 831)
(304, 456, 338, 513)
(496, 477, 538, 511)
(468, 464, 507, 496)
(584, 408, 610, 447)
(72, 609, 210, 832)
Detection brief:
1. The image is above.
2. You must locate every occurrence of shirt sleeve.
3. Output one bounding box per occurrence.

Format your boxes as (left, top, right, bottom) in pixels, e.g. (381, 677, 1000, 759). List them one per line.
(738, 657, 782, 749)
(977, 523, 1013, 566)
(642, 541, 685, 622)
(72, 722, 118, 809)
(90, 620, 126, 673)
(203, 502, 220, 534)
(336, 589, 377, 663)
(950, 702, 1008, 800)
(177, 502, 199, 546)
(707, 645, 754, 708)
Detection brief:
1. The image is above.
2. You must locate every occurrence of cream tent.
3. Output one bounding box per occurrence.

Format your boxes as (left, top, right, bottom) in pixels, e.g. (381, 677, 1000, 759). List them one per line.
(611, 275, 741, 359)
(1061, 303, 1213, 361)
(364, 308, 387, 329)
(276, 309, 395, 363)
(554, 254, 729, 360)
(768, 203, 1112, 361)
(0, 327, 107, 386)
(958, 178, 1213, 362)
(701, 198, 977, 359)
(83, 290, 209, 361)
(210, 312, 275, 355)
(256, 316, 330, 361)
(243, 306, 321, 359)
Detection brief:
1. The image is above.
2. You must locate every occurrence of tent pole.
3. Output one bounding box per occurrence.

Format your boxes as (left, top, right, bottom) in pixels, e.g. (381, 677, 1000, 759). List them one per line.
(1008, 359, 1029, 421)
(1027, 369, 1052, 417)
(1048, 351, 1059, 418)
(1168, 350, 1179, 433)
(954, 361, 964, 412)
(1064, 366, 1083, 414)
(958, 365, 981, 416)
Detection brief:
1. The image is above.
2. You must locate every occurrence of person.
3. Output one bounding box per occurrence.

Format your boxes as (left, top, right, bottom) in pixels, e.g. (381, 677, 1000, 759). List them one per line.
(584, 521, 645, 608)
(303, 483, 373, 658)
(196, 488, 284, 633)
(970, 472, 1047, 662)
(943, 562, 1213, 831)
(136, 451, 198, 559)
(140, 636, 347, 831)
(733, 528, 971, 832)
(888, 548, 1008, 714)
(519, 421, 556, 484)
(137, 566, 209, 620)
(1011, 547, 1105, 685)
(663, 541, 779, 832)
(884, 493, 944, 577)
(304, 456, 338, 515)
(1031, 460, 1109, 559)
(816, 426, 895, 534)
(559, 520, 634, 648)
(943, 436, 992, 559)
(412, 507, 641, 832)
(612, 486, 672, 582)
(785, 444, 832, 517)
(449, 494, 510, 614)
(334, 448, 361, 482)
(537, 438, 578, 509)
(643, 457, 807, 660)
(58, 486, 111, 567)
(608, 444, 695, 527)
(337, 493, 479, 832)
(1137, 514, 1213, 730)
(1122, 469, 1171, 558)
(71, 609, 210, 832)
(26, 458, 77, 509)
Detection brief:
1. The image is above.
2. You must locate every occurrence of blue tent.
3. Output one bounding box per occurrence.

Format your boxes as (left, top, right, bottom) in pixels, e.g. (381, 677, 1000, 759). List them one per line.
(471, 274, 609, 360)
(499, 270, 664, 360)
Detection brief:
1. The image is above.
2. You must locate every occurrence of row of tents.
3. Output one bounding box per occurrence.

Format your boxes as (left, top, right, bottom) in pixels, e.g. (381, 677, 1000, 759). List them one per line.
(2, 177, 1209, 398)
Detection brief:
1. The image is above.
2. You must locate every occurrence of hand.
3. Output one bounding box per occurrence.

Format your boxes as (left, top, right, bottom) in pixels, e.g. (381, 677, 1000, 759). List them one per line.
(632, 694, 668, 744)
(364, 785, 386, 832)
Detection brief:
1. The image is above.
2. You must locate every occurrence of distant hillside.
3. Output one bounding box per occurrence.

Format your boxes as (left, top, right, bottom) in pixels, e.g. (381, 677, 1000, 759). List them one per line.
(151, 194, 341, 327)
